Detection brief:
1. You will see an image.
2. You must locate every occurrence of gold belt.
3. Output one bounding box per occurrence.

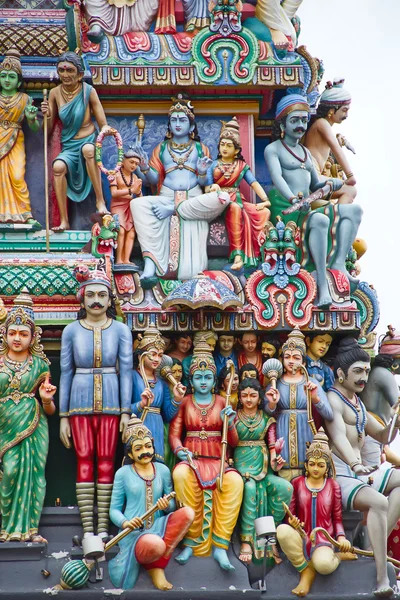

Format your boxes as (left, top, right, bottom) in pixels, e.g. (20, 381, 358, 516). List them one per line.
(0, 120, 21, 130)
(220, 187, 238, 194)
(0, 391, 35, 405)
(237, 440, 266, 447)
(186, 430, 221, 440)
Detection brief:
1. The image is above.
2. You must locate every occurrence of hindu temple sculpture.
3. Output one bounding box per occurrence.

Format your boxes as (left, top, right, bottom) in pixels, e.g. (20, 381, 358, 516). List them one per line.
(181, 330, 218, 387)
(237, 332, 263, 372)
(305, 332, 334, 392)
(305, 79, 357, 203)
(167, 333, 193, 362)
(0, 49, 41, 227)
(239, 362, 260, 382)
(326, 338, 400, 597)
(41, 52, 109, 232)
(255, 0, 303, 50)
(109, 146, 142, 269)
(214, 333, 238, 376)
(131, 326, 186, 463)
(204, 117, 270, 270)
(59, 267, 133, 541)
(234, 377, 292, 564)
(131, 95, 229, 284)
(169, 342, 244, 571)
(217, 364, 239, 409)
(0, 291, 56, 543)
(264, 94, 363, 307)
(264, 328, 333, 480)
(277, 430, 353, 597)
(108, 416, 194, 590)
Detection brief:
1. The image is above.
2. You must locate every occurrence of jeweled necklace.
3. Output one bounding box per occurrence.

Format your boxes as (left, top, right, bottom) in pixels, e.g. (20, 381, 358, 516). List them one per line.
(120, 169, 134, 188)
(170, 139, 192, 150)
(168, 141, 194, 169)
(60, 83, 82, 104)
(217, 159, 236, 180)
(281, 139, 307, 169)
(0, 92, 22, 113)
(238, 409, 263, 431)
(331, 387, 366, 439)
(192, 394, 216, 424)
(132, 462, 155, 487)
(3, 355, 32, 389)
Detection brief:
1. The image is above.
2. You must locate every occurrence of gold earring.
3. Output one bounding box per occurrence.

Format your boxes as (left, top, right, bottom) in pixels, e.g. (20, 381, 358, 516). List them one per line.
(166, 130, 172, 139)
(338, 376, 344, 384)
(190, 131, 195, 139)
(280, 130, 284, 139)
(305, 467, 309, 476)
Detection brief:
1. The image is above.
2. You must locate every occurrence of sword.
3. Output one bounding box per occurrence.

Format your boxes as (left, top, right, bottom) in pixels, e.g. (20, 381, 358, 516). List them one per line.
(282, 183, 333, 215)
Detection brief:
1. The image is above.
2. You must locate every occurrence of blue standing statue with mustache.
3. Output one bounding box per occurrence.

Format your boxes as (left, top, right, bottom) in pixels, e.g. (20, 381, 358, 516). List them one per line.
(264, 93, 363, 308)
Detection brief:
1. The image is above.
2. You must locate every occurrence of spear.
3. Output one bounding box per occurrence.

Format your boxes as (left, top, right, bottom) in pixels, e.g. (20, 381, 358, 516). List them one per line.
(43, 88, 50, 252)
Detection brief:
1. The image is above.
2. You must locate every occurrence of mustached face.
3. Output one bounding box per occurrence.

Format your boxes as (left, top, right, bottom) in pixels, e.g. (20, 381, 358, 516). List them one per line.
(338, 360, 371, 394)
(128, 436, 155, 465)
(282, 110, 309, 140)
(83, 283, 110, 319)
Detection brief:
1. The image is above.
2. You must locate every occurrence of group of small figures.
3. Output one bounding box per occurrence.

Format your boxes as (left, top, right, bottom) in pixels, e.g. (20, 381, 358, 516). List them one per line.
(1, 265, 400, 598)
(1, 47, 363, 308)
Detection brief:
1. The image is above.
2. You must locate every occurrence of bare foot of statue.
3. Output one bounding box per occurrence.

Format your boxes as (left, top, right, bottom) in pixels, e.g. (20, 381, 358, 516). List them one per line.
(30, 534, 48, 543)
(337, 551, 358, 561)
(316, 288, 332, 309)
(52, 221, 69, 233)
(175, 546, 193, 565)
(373, 578, 394, 598)
(239, 542, 253, 564)
(96, 201, 110, 215)
(231, 256, 244, 271)
(292, 565, 316, 597)
(152, 204, 174, 221)
(148, 568, 173, 590)
(269, 28, 289, 50)
(212, 547, 235, 571)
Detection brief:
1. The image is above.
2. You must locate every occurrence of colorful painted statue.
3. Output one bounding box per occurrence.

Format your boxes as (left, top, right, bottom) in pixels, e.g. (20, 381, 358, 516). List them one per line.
(169, 342, 244, 570)
(255, 0, 303, 50)
(131, 95, 229, 283)
(109, 417, 194, 590)
(182, 330, 218, 387)
(0, 290, 56, 542)
(204, 117, 270, 270)
(41, 52, 109, 232)
(167, 333, 193, 362)
(234, 378, 292, 564)
(261, 336, 280, 361)
(87, 214, 118, 259)
(305, 79, 357, 204)
(239, 362, 260, 382)
(59, 267, 133, 540)
(131, 326, 186, 462)
(325, 338, 400, 597)
(277, 430, 353, 598)
(237, 332, 263, 373)
(264, 328, 333, 481)
(182, 0, 210, 30)
(109, 146, 142, 268)
(259, 218, 301, 287)
(218, 364, 239, 409)
(82, 0, 161, 41)
(164, 358, 184, 471)
(305, 332, 334, 392)
(0, 49, 40, 227)
(214, 333, 238, 376)
(264, 94, 363, 307)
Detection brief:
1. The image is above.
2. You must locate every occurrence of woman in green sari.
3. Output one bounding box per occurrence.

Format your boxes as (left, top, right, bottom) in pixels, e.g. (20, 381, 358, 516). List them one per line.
(0, 291, 56, 542)
(234, 378, 293, 564)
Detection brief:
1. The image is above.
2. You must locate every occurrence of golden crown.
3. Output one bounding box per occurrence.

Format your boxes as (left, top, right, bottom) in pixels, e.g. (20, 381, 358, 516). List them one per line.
(169, 94, 195, 120)
(281, 327, 306, 356)
(189, 340, 217, 376)
(306, 430, 332, 463)
(136, 324, 165, 353)
(0, 48, 22, 76)
(125, 416, 152, 446)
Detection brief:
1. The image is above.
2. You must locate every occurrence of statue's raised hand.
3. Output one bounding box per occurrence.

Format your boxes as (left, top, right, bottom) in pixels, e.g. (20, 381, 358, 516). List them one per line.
(138, 149, 150, 172)
(197, 156, 212, 176)
(25, 98, 38, 122)
(220, 405, 236, 427)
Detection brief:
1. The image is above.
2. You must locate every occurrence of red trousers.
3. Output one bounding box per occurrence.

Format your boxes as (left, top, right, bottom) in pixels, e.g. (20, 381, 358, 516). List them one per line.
(135, 507, 194, 570)
(70, 415, 119, 484)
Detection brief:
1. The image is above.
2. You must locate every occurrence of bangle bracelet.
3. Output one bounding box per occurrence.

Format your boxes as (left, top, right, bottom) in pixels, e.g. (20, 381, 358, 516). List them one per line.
(350, 460, 360, 469)
(345, 171, 354, 178)
(42, 398, 53, 406)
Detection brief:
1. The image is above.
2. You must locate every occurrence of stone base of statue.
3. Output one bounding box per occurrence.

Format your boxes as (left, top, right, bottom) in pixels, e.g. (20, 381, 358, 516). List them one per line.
(0, 221, 42, 232)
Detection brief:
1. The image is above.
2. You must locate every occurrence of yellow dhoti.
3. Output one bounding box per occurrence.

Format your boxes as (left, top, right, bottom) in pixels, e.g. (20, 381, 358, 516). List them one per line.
(173, 464, 243, 556)
(277, 524, 340, 574)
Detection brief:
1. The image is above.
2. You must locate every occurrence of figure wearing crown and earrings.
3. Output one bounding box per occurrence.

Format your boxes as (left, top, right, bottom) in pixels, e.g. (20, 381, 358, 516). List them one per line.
(0, 290, 56, 543)
(59, 266, 133, 542)
(108, 417, 194, 590)
(131, 326, 186, 463)
(169, 342, 244, 571)
(204, 117, 270, 271)
(264, 328, 333, 481)
(0, 49, 41, 227)
(131, 95, 230, 284)
(276, 431, 354, 598)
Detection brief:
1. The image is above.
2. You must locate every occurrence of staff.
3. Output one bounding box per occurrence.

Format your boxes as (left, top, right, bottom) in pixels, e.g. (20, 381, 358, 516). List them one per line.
(216, 359, 235, 492)
(138, 350, 152, 423)
(293, 363, 317, 436)
(43, 88, 50, 252)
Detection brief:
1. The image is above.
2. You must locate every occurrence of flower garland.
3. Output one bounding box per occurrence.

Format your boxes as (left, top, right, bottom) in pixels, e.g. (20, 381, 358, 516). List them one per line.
(95, 127, 124, 181)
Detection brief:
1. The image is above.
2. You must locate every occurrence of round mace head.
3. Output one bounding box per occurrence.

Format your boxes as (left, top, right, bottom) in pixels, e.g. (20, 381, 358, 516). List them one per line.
(159, 354, 173, 369)
(60, 559, 92, 590)
(262, 358, 283, 379)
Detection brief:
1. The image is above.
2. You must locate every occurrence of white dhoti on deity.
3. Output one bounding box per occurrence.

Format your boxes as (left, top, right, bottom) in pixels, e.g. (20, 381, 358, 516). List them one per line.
(130, 185, 225, 280)
(255, 0, 303, 45)
(83, 0, 159, 36)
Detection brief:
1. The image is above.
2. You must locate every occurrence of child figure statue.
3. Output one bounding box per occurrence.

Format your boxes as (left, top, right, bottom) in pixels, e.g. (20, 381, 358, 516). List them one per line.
(234, 378, 292, 564)
(109, 417, 194, 590)
(109, 146, 142, 268)
(277, 430, 353, 597)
